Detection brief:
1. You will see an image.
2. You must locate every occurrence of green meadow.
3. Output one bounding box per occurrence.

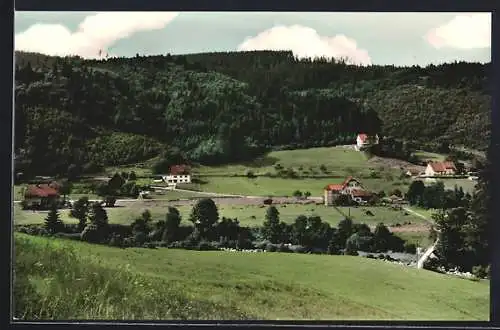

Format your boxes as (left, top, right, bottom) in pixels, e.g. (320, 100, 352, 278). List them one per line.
(14, 234, 489, 320)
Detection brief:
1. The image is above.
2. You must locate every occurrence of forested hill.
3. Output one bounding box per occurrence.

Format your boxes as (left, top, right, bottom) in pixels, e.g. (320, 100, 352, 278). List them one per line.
(14, 50, 490, 177)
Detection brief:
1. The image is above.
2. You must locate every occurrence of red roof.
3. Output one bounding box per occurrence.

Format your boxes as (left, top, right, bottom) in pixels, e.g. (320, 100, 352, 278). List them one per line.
(357, 133, 368, 142)
(324, 176, 356, 191)
(429, 161, 456, 173)
(170, 165, 190, 175)
(24, 184, 60, 198)
(325, 184, 343, 191)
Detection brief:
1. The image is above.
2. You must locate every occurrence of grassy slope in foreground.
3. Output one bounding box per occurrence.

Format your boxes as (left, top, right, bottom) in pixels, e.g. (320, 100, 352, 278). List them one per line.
(14, 234, 489, 320)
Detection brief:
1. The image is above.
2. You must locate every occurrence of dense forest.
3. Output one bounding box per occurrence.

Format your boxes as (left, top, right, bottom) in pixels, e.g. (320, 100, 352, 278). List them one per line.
(14, 50, 491, 177)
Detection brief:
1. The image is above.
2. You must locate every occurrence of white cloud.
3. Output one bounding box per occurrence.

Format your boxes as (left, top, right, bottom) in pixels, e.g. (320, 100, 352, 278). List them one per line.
(15, 12, 179, 58)
(425, 13, 491, 49)
(237, 25, 372, 66)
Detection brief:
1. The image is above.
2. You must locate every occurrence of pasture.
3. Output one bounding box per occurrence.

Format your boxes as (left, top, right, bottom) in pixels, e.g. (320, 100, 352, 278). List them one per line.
(14, 233, 489, 320)
(182, 176, 411, 197)
(14, 200, 429, 230)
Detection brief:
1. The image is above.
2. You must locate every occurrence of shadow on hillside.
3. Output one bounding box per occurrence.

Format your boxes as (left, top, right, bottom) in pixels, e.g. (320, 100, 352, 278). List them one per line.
(242, 156, 279, 168)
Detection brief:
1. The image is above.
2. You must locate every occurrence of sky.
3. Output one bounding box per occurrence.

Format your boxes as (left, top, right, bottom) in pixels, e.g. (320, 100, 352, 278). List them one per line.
(14, 12, 491, 66)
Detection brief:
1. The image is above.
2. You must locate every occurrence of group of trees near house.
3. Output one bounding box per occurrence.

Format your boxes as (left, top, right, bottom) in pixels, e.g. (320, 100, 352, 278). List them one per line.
(426, 159, 490, 276)
(94, 172, 141, 199)
(24, 196, 412, 256)
(260, 205, 409, 255)
(406, 180, 471, 210)
(14, 51, 490, 179)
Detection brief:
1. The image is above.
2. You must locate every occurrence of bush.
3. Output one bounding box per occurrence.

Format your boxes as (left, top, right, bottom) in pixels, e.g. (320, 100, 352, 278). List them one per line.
(122, 237, 135, 248)
(158, 241, 169, 248)
(108, 224, 133, 237)
(472, 265, 488, 279)
(263, 198, 273, 205)
(80, 224, 100, 243)
(167, 241, 183, 249)
(134, 231, 147, 246)
(277, 244, 292, 253)
(104, 196, 117, 207)
(245, 170, 257, 179)
(143, 242, 157, 249)
(196, 241, 218, 251)
(404, 242, 417, 254)
(423, 258, 441, 272)
(254, 240, 270, 250)
(53, 232, 82, 241)
(265, 243, 278, 252)
(237, 238, 255, 250)
(20, 200, 29, 210)
(290, 245, 308, 254)
(108, 234, 124, 248)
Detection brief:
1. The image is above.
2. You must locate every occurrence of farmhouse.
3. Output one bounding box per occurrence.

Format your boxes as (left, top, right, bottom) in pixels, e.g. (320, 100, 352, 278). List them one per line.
(324, 176, 373, 206)
(162, 165, 192, 188)
(23, 182, 61, 209)
(424, 161, 457, 177)
(355, 133, 379, 151)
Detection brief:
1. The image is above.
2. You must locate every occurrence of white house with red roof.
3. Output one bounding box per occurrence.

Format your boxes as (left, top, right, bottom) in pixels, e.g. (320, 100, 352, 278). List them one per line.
(323, 176, 373, 206)
(161, 165, 192, 188)
(355, 133, 379, 151)
(424, 161, 457, 177)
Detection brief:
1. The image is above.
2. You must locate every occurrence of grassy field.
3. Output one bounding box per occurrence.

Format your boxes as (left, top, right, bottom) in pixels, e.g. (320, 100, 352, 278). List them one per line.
(195, 147, 380, 176)
(14, 233, 489, 320)
(184, 177, 411, 197)
(102, 147, 484, 198)
(413, 150, 446, 162)
(14, 201, 429, 230)
(395, 232, 433, 249)
(440, 179, 477, 194)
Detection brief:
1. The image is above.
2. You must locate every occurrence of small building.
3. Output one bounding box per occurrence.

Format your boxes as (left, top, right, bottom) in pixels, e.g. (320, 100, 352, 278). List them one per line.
(405, 168, 422, 177)
(355, 133, 379, 151)
(324, 176, 372, 206)
(162, 165, 192, 188)
(23, 183, 61, 209)
(424, 161, 457, 177)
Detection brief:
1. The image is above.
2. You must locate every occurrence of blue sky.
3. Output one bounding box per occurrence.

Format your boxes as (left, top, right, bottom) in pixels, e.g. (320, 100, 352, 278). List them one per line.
(14, 12, 491, 66)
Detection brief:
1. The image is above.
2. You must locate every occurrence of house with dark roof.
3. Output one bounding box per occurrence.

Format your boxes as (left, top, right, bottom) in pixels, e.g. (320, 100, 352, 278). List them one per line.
(324, 176, 373, 206)
(23, 183, 61, 209)
(161, 165, 192, 188)
(355, 133, 379, 151)
(424, 161, 457, 177)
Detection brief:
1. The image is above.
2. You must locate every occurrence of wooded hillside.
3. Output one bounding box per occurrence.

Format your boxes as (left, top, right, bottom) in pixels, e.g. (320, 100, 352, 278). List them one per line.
(14, 51, 490, 177)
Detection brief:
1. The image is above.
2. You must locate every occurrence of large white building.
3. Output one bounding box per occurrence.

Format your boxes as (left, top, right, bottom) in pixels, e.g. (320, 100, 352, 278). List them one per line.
(324, 176, 373, 206)
(424, 161, 457, 177)
(162, 174, 191, 187)
(161, 165, 191, 188)
(355, 133, 379, 151)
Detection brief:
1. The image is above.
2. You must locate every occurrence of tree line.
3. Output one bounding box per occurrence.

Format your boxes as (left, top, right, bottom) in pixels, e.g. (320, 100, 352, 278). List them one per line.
(18, 196, 415, 257)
